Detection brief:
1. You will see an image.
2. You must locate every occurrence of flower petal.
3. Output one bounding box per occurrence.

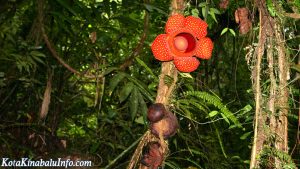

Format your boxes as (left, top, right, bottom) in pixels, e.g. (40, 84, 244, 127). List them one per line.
(184, 16, 208, 39)
(151, 34, 173, 61)
(173, 57, 200, 72)
(195, 37, 214, 59)
(165, 14, 185, 34)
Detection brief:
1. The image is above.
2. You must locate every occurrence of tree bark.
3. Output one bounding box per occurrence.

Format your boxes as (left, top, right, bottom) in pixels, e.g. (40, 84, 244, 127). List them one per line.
(250, 0, 289, 168)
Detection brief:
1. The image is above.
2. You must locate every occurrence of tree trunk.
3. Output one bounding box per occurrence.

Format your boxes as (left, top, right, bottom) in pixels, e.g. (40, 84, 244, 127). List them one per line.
(249, 0, 290, 168)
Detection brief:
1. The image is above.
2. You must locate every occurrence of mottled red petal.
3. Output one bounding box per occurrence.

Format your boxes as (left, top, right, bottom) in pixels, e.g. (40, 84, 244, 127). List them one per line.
(165, 14, 185, 34)
(184, 16, 208, 39)
(195, 37, 213, 59)
(173, 57, 200, 72)
(151, 34, 173, 61)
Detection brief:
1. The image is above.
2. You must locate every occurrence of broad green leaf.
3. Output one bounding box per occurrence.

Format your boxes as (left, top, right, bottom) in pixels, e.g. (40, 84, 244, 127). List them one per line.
(134, 116, 144, 124)
(229, 29, 236, 37)
(135, 57, 156, 78)
(221, 28, 228, 36)
(109, 72, 126, 93)
(208, 110, 218, 118)
(191, 8, 199, 17)
(30, 51, 46, 58)
(198, 2, 206, 7)
(119, 82, 134, 102)
(209, 11, 218, 23)
(240, 131, 252, 140)
(242, 104, 252, 112)
(129, 87, 138, 121)
(201, 7, 206, 19)
(126, 75, 154, 102)
(138, 91, 148, 125)
(210, 8, 221, 14)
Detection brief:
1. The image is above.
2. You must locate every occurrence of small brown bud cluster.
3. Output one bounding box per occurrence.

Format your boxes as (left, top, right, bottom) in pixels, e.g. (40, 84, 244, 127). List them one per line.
(147, 103, 178, 139)
(141, 103, 179, 168)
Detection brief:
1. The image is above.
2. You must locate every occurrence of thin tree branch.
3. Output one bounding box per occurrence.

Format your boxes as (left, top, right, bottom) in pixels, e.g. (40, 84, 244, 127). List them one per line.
(119, 3, 150, 70)
(37, 0, 107, 79)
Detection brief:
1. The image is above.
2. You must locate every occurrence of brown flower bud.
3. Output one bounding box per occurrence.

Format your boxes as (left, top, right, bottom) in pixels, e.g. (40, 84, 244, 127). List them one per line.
(150, 111, 178, 139)
(147, 103, 166, 123)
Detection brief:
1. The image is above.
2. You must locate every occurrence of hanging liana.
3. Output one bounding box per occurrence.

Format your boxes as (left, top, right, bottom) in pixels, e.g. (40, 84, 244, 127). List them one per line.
(151, 14, 214, 72)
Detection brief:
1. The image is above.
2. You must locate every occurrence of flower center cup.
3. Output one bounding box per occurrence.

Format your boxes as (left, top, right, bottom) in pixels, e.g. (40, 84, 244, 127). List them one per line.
(168, 30, 197, 57)
(174, 36, 188, 51)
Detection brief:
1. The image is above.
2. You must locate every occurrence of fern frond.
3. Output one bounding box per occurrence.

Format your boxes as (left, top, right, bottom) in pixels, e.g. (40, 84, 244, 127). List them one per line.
(182, 91, 241, 127)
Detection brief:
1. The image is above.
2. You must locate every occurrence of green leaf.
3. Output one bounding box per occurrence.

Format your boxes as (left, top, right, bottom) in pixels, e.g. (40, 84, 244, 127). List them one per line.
(242, 104, 252, 112)
(134, 116, 144, 124)
(208, 110, 218, 118)
(126, 75, 154, 102)
(210, 8, 221, 14)
(119, 82, 134, 103)
(240, 131, 252, 140)
(201, 7, 206, 19)
(179, 72, 193, 79)
(266, 0, 276, 16)
(229, 29, 236, 37)
(138, 91, 148, 125)
(209, 11, 218, 23)
(221, 27, 228, 36)
(164, 161, 180, 169)
(198, 2, 207, 7)
(191, 9, 199, 17)
(129, 87, 138, 121)
(135, 57, 156, 78)
(31, 55, 45, 64)
(109, 72, 126, 93)
(30, 51, 46, 58)
(214, 125, 227, 158)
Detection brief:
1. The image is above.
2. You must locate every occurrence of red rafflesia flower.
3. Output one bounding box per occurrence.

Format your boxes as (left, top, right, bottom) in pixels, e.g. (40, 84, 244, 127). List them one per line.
(151, 14, 214, 72)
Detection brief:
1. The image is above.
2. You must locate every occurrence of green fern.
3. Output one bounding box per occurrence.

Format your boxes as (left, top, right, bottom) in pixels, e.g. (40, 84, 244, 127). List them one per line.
(182, 91, 241, 127)
(259, 146, 297, 169)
